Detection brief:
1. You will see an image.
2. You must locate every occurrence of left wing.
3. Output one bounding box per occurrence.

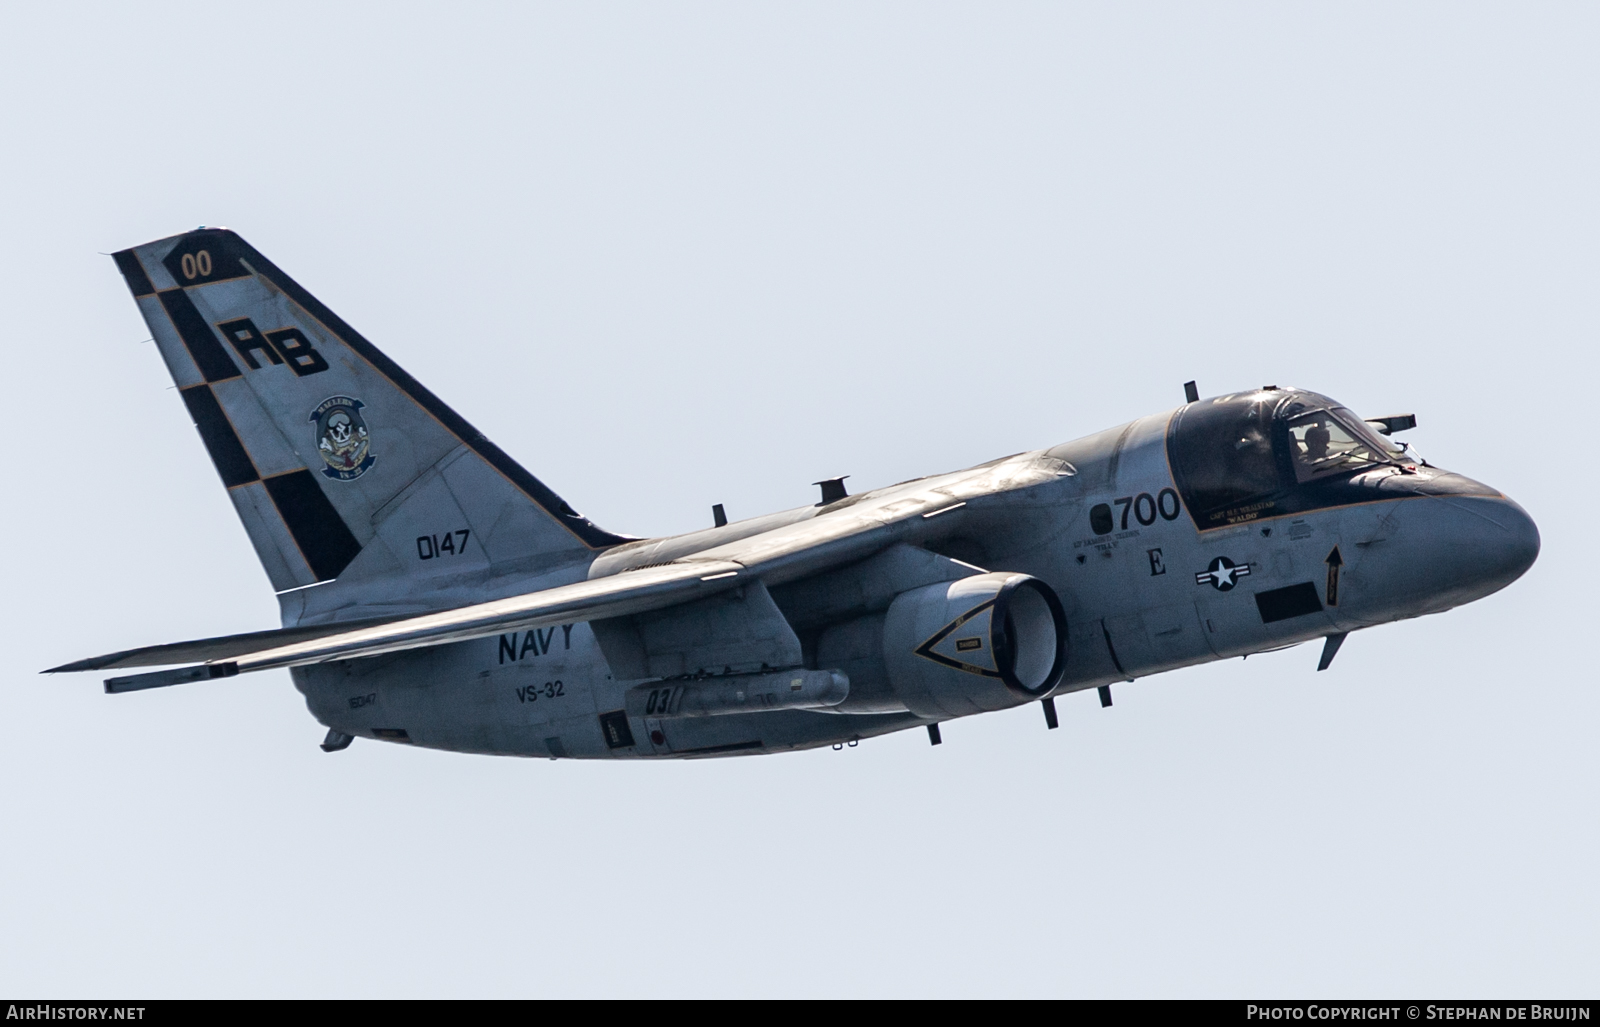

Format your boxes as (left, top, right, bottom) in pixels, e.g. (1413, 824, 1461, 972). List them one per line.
(71, 558, 742, 692)
(53, 449, 1073, 693)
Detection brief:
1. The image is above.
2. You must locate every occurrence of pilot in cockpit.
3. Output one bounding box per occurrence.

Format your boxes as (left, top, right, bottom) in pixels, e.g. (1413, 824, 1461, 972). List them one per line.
(1288, 410, 1385, 482)
(1303, 422, 1331, 464)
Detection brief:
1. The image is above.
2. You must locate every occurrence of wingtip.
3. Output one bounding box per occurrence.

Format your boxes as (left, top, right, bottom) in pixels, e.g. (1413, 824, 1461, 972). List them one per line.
(43, 658, 110, 674)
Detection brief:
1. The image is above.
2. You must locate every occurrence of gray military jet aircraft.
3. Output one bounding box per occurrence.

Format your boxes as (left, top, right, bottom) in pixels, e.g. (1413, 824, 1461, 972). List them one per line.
(50, 228, 1540, 758)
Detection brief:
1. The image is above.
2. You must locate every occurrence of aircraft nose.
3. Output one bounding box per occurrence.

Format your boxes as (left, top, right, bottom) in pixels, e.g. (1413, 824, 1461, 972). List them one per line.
(1352, 486, 1538, 618)
(1487, 496, 1540, 586)
(1411, 494, 1540, 609)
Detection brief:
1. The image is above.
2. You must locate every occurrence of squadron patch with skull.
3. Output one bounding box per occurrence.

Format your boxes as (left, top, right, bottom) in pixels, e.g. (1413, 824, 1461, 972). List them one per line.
(311, 396, 374, 481)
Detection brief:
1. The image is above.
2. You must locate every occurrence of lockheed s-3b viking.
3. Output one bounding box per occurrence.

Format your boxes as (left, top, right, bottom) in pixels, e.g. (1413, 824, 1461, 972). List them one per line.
(50, 228, 1541, 758)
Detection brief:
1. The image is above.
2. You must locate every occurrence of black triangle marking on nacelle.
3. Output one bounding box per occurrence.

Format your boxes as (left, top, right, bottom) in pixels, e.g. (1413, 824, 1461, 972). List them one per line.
(912, 599, 1001, 678)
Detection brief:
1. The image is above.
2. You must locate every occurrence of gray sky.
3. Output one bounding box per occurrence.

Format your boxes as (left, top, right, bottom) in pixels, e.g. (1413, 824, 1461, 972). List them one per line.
(0, 2, 1594, 997)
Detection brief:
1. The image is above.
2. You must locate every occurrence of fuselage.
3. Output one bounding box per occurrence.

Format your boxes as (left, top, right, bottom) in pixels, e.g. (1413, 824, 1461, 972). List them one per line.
(293, 387, 1538, 758)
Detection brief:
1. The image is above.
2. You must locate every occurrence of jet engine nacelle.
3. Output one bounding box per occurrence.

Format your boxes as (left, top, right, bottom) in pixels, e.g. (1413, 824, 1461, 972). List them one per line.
(879, 572, 1068, 719)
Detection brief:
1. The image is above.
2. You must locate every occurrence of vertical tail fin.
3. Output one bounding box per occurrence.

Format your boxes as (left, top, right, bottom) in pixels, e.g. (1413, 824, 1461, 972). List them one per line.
(111, 228, 630, 617)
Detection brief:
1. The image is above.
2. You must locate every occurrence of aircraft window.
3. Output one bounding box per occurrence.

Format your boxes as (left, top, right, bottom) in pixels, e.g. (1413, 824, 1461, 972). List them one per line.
(1334, 406, 1412, 459)
(1285, 409, 1387, 482)
(1169, 394, 1284, 523)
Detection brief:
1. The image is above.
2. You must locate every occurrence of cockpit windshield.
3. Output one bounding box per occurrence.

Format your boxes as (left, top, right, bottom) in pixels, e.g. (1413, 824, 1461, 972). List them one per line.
(1284, 407, 1390, 483)
(1168, 389, 1411, 529)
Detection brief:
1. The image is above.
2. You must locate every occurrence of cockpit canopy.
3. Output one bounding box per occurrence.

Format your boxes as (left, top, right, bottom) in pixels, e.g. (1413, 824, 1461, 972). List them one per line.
(1167, 388, 1411, 529)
